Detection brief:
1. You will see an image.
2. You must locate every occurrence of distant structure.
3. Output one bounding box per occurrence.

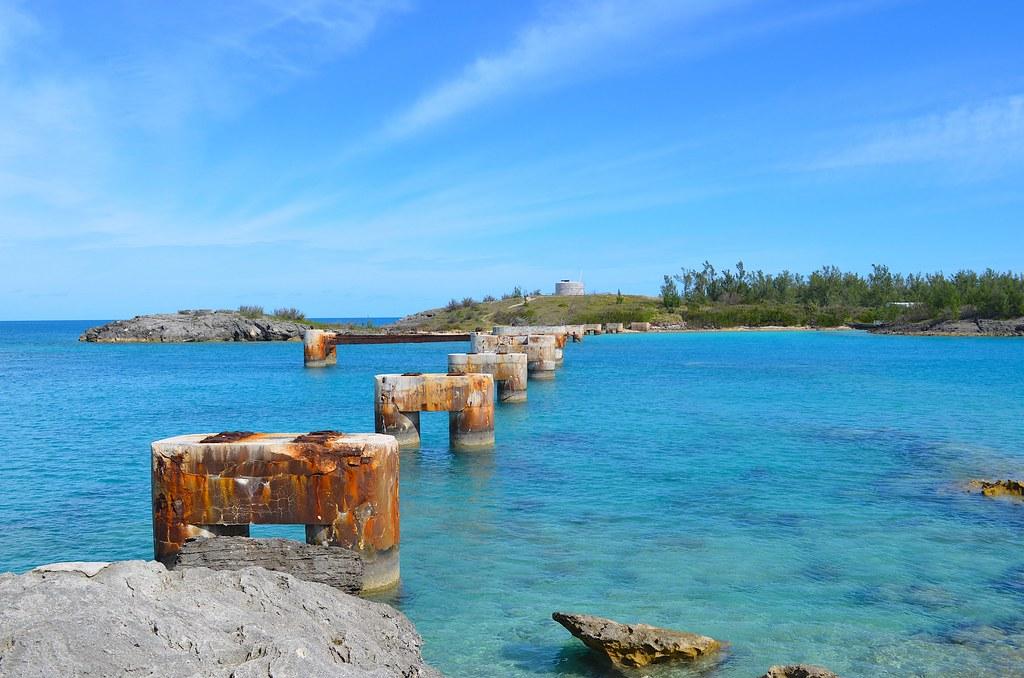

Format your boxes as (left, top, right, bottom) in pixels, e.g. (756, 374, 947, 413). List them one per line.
(555, 279, 584, 296)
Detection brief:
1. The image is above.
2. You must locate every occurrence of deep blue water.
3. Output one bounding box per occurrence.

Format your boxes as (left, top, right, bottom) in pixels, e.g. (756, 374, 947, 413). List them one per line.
(1, 322, 1023, 677)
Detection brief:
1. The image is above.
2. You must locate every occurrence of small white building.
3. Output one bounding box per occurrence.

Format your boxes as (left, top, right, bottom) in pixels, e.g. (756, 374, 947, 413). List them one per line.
(554, 279, 584, 296)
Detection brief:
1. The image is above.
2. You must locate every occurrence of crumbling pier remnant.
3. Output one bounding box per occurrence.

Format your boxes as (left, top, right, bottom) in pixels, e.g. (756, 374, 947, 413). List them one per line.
(469, 332, 558, 380)
(583, 323, 604, 335)
(375, 373, 495, 449)
(448, 352, 528, 403)
(151, 431, 400, 591)
(303, 329, 472, 367)
(604, 322, 624, 333)
(304, 329, 337, 367)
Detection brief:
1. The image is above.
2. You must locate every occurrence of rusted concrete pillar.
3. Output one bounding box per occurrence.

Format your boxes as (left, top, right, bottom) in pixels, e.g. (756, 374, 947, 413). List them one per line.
(375, 373, 495, 449)
(152, 431, 400, 591)
(448, 352, 528, 403)
(303, 329, 337, 367)
(470, 332, 558, 379)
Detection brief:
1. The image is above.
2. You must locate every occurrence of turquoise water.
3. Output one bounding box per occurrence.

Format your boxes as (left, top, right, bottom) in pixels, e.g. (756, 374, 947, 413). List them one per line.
(1, 322, 1023, 677)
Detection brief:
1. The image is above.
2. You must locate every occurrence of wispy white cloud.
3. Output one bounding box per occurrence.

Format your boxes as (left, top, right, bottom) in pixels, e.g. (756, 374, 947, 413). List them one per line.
(383, 0, 732, 140)
(0, 0, 404, 244)
(808, 95, 1024, 170)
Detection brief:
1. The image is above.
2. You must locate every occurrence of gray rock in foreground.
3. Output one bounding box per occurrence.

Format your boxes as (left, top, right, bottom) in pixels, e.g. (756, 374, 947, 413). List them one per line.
(551, 611, 721, 668)
(168, 537, 364, 593)
(760, 664, 841, 678)
(0, 560, 443, 678)
(79, 311, 312, 342)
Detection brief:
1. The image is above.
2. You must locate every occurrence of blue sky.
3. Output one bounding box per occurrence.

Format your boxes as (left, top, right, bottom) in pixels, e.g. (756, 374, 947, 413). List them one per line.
(1, 0, 1022, 319)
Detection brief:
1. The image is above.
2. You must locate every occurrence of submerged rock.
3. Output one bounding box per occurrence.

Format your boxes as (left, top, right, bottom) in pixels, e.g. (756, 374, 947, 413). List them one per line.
(551, 611, 721, 668)
(79, 310, 312, 342)
(0, 560, 443, 677)
(967, 479, 1024, 499)
(760, 665, 841, 678)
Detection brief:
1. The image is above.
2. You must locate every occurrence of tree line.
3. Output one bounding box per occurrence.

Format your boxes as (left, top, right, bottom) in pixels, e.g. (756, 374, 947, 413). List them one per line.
(660, 262, 1024, 320)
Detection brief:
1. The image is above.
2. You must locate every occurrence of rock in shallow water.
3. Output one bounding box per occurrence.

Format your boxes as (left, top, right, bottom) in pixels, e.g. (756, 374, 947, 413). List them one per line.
(551, 611, 721, 667)
(0, 560, 443, 677)
(760, 664, 841, 678)
(967, 479, 1024, 499)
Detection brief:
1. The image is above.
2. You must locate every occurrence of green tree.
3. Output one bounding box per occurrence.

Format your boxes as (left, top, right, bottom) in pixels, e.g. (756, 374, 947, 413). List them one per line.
(660, 275, 681, 309)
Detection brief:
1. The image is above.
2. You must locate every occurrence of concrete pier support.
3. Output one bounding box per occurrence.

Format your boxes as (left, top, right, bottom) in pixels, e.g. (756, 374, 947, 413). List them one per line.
(584, 323, 604, 335)
(448, 352, 528, 403)
(375, 373, 495, 449)
(493, 324, 579, 345)
(604, 322, 624, 333)
(469, 332, 558, 380)
(151, 431, 400, 591)
(303, 329, 337, 367)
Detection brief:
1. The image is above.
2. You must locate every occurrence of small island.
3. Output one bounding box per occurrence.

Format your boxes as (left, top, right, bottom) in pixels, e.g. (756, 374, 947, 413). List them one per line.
(79, 307, 328, 343)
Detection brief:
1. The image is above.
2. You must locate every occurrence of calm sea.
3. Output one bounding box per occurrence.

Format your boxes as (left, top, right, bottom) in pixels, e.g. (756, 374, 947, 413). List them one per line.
(1, 321, 1023, 677)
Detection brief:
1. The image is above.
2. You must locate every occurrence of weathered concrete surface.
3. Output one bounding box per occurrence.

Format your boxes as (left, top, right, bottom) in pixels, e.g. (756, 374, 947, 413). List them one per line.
(304, 328, 338, 366)
(552, 612, 722, 668)
(0, 561, 443, 678)
(869, 317, 1024, 336)
(629, 321, 651, 332)
(152, 431, 399, 591)
(583, 323, 603, 335)
(448, 352, 528, 403)
(375, 373, 495, 449)
(168, 536, 364, 593)
(967, 479, 1024, 499)
(493, 324, 576, 347)
(80, 311, 311, 342)
(760, 665, 841, 678)
(470, 332, 558, 379)
(604, 322, 624, 333)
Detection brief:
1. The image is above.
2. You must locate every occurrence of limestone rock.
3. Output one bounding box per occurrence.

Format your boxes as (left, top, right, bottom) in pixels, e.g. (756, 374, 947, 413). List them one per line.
(167, 537, 364, 593)
(79, 311, 312, 342)
(869, 317, 1024, 337)
(551, 611, 721, 668)
(760, 664, 841, 678)
(0, 560, 443, 677)
(967, 479, 1024, 499)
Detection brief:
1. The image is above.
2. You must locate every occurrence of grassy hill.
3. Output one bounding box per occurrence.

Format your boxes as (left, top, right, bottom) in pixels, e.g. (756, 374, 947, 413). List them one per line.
(390, 293, 668, 332)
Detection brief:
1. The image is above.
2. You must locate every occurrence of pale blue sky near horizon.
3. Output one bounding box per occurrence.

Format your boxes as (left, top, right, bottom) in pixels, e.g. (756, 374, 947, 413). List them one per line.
(1, 0, 1022, 319)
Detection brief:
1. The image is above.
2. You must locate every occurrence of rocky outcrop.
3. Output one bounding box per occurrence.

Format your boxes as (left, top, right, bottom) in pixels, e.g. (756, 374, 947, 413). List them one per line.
(760, 665, 840, 678)
(869, 317, 1024, 337)
(551, 611, 721, 668)
(967, 479, 1024, 499)
(167, 537, 364, 593)
(0, 561, 443, 677)
(79, 311, 312, 342)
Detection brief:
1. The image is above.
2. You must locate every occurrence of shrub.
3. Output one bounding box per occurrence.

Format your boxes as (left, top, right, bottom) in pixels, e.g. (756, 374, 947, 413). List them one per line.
(238, 305, 264, 318)
(461, 297, 476, 308)
(273, 307, 306, 321)
(482, 294, 496, 303)
(445, 299, 460, 312)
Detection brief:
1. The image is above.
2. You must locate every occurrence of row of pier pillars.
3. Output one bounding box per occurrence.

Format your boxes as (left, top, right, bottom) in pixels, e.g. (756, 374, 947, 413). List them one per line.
(152, 324, 625, 592)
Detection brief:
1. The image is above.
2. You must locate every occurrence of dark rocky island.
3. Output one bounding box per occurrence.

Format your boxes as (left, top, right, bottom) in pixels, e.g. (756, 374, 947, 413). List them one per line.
(0, 560, 443, 677)
(867, 317, 1024, 337)
(79, 310, 314, 342)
